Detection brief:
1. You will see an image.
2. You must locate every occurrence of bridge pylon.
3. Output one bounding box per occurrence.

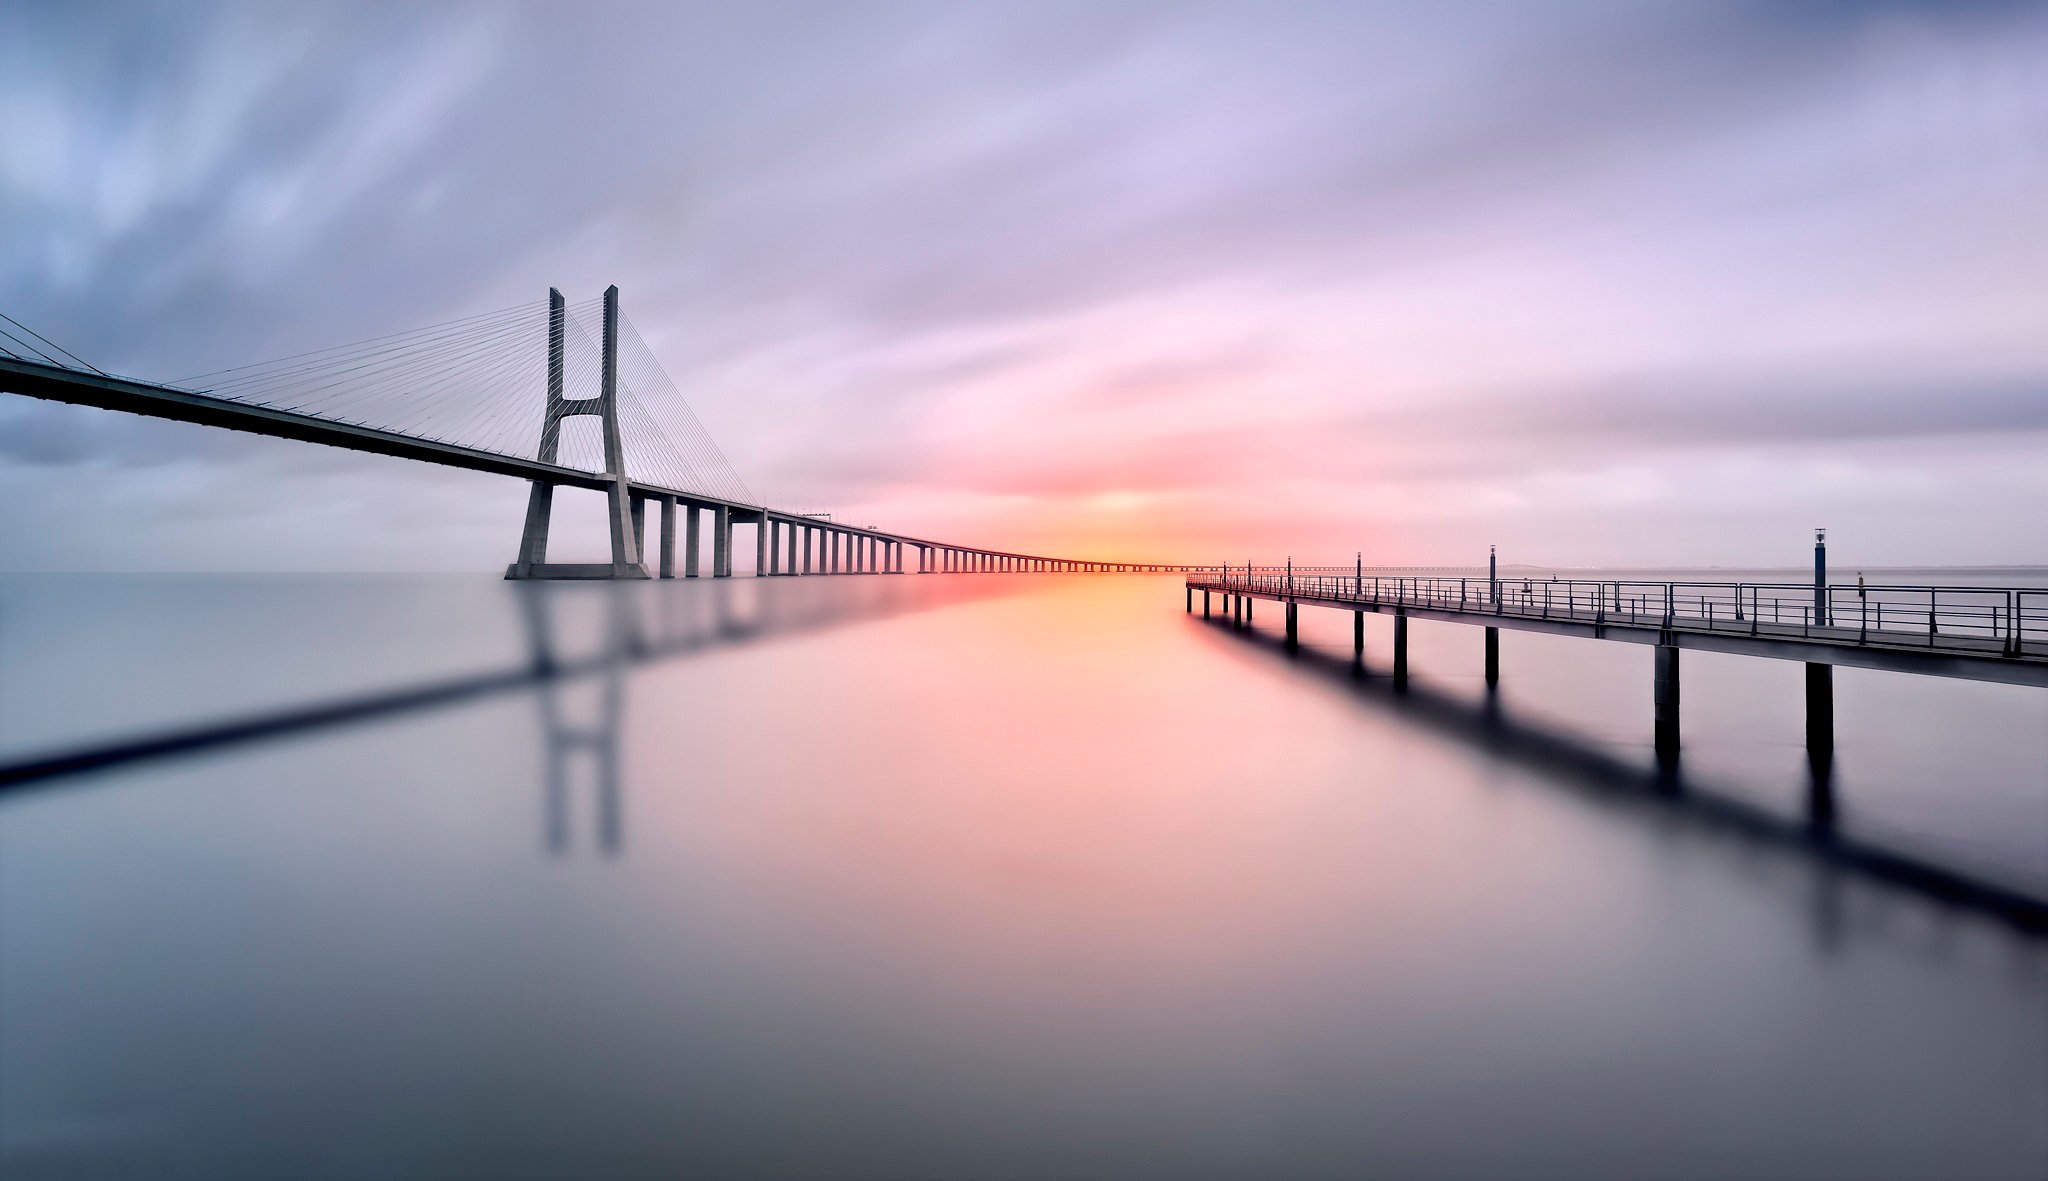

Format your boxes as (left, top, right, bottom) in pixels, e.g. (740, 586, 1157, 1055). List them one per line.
(505, 285, 651, 580)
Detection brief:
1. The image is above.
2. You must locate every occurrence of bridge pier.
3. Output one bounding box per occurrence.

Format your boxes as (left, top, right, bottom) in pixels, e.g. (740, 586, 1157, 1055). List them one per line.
(505, 286, 649, 580)
(1286, 602, 1298, 646)
(1806, 663, 1834, 760)
(1203, 590, 1211, 617)
(713, 506, 732, 577)
(658, 496, 676, 578)
(1393, 612, 1408, 684)
(1354, 610, 1363, 655)
(1484, 626, 1499, 687)
(1654, 645, 1681, 766)
(755, 517, 769, 576)
(685, 505, 701, 577)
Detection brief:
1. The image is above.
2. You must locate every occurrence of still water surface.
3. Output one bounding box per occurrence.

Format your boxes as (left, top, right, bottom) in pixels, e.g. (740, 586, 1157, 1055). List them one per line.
(1, 573, 2043, 1179)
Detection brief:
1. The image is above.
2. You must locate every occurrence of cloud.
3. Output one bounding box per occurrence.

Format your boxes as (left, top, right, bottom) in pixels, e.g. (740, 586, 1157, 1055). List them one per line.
(3, 0, 2048, 567)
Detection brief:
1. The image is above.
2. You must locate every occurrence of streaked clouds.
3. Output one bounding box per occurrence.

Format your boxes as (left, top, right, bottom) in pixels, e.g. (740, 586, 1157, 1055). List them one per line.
(4, 0, 2046, 568)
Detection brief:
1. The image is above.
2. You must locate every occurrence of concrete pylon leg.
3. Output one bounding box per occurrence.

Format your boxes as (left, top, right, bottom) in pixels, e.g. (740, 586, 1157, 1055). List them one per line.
(659, 496, 676, 578)
(684, 506, 700, 577)
(1354, 610, 1364, 654)
(506, 285, 647, 580)
(1393, 613, 1408, 684)
(1484, 627, 1499, 687)
(1286, 602, 1298, 645)
(1654, 645, 1681, 766)
(755, 517, 769, 576)
(714, 506, 732, 577)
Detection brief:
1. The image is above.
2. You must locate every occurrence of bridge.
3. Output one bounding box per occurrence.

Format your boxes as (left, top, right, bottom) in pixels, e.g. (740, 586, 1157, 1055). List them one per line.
(1187, 553, 2048, 798)
(0, 290, 1213, 579)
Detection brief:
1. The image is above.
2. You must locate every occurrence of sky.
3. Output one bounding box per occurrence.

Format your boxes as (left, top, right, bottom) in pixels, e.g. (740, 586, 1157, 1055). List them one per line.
(3, 0, 2046, 571)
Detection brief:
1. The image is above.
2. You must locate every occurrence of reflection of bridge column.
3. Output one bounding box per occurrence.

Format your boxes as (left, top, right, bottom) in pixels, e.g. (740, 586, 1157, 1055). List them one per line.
(520, 586, 626, 856)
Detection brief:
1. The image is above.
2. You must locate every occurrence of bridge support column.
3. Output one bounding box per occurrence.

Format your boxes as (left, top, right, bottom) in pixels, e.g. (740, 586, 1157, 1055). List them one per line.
(505, 285, 649, 579)
(1484, 627, 1499, 687)
(1393, 612, 1408, 684)
(1354, 610, 1364, 655)
(1806, 663, 1834, 760)
(1203, 590, 1211, 617)
(713, 506, 732, 577)
(630, 496, 647, 565)
(658, 496, 676, 578)
(755, 517, 769, 576)
(1654, 645, 1681, 766)
(685, 505, 700, 577)
(1285, 602, 1297, 646)
(788, 522, 800, 574)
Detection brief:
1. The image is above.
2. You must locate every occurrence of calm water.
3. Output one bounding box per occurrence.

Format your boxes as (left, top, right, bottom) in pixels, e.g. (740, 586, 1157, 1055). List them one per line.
(1, 572, 2044, 1179)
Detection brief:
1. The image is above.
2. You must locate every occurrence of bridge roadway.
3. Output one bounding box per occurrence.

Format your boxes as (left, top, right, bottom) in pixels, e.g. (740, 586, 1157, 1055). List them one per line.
(0, 354, 1208, 578)
(1188, 569, 2048, 773)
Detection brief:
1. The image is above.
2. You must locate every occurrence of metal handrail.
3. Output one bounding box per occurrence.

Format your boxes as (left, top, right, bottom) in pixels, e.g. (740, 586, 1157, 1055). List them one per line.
(1187, 572, 2047, 660)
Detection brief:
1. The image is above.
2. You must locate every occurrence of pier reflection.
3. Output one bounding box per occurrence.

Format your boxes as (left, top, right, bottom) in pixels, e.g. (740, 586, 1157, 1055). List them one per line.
(1201, 610, 2048, 939)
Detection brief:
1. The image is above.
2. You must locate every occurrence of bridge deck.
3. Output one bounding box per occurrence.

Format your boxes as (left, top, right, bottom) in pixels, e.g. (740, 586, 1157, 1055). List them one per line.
(1, 354, 1209, 570)
(1188, 573, 2048, 688)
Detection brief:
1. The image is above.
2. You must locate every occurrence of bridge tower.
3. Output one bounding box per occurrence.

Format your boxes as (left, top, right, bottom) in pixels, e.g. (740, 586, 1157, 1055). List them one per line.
(505, 286, 650, 579)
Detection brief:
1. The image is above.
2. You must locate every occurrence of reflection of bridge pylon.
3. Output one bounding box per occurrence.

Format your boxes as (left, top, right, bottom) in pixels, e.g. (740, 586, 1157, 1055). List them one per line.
(519, 585, 629, 856)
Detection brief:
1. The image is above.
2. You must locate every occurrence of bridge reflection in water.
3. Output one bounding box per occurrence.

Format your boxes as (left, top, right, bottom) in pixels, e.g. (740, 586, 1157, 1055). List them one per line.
(0, 574, 1026, 826)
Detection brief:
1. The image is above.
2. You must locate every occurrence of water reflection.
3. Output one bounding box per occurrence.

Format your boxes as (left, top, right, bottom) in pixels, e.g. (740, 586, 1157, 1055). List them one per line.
(1201, 609, 2048, 937)
(0, 574, 1024, 798)
(521, 588, 625, 856)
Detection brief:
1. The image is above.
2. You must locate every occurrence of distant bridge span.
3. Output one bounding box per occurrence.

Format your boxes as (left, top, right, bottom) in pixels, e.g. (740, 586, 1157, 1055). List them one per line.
(0, 289, 1213, 579)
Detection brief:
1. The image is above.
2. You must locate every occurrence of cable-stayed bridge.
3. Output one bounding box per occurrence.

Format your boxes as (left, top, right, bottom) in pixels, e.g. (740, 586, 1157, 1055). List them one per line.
(0, 288, 1212, 579)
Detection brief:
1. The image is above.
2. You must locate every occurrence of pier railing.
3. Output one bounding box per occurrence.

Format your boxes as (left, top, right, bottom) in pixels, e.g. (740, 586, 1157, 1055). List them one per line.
(1189, 572, 2047, 660)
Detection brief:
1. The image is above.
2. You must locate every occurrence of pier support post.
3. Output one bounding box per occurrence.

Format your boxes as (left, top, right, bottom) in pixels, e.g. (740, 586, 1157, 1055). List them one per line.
(1286, 602, 1298, 646)
(1204, 590, 1211, 618)
(685, 506, 700, 577)
(1186, 585, 1193, 613)
(1393, 612, 1409, 683)
(713, 506, 732, 577)
(1484, 626, 1499, 687)
(1654, 645, 1681, 765)
(658, 496, 676, 578)
(1806, 663, 1834, 759)
(1354, 611, 1364, 654)
(755, 517, 769, 576)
